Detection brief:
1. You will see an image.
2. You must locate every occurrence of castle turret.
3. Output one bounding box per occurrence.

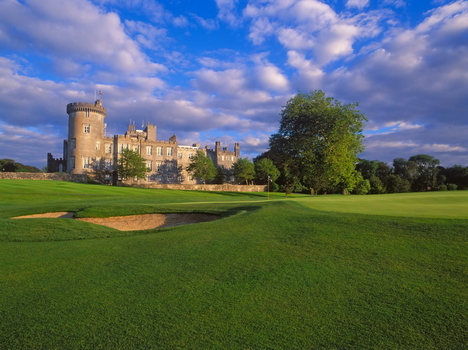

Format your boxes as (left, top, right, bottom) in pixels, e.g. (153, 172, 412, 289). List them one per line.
(234, 143, 240, 157)
(66, 100, 107, 174)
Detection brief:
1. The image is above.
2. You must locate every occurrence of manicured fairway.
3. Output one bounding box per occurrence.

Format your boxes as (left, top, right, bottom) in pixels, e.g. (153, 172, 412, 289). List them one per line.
(0, 180, 467, 349)
(297, 191, 468, 219)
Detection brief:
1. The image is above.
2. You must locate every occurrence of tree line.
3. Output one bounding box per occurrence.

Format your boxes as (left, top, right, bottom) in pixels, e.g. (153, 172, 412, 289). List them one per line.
(185, 90, 468, 194)
(0, 159, 41, 173)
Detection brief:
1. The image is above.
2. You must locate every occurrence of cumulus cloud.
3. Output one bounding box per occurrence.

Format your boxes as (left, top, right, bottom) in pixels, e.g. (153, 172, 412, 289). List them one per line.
(0, 123, 62, 168)
(346, 0, 369, 9)
(255, 65, 290, 92)
(327, 0, 468, 126)
(216, 0, 240, 26)
(124, 21, 168, 51)
(191, 14, 218, 30)
(0, 0, 166, 80)
(243, 0, 380, 66)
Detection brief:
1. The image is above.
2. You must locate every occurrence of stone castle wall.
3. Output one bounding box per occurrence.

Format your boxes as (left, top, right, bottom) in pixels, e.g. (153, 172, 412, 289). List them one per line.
(124, 183, 267, 192)
(0, 172, 87, 183)
(0, 173, 265, 192)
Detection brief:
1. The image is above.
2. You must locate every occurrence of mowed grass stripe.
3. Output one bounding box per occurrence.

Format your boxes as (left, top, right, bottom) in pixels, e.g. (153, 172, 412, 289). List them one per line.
(295, 191, 468, 219)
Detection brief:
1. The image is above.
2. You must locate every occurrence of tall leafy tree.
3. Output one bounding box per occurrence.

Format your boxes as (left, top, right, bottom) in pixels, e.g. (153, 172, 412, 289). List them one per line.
(233, 158, 255, 185)
(117, 148, 148, 180)
(393, 158, 418, 183)
(186, 150, 217, 184)
(440, 165, 468, 190)
(408, 154, 440, 191)
(386, 174, 411, 193)
(254, 158, 280, 185)
(269, 90, 367, 194)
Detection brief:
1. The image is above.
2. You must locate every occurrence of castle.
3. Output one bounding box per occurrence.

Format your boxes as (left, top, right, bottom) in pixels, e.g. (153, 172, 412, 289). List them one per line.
(47, 100, 240, 184)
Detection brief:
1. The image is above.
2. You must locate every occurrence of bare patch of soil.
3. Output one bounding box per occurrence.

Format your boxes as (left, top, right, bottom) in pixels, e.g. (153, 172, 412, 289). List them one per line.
(13, 212, 219, 231)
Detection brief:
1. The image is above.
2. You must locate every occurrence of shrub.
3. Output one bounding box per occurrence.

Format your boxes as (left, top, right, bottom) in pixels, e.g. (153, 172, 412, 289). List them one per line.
(447, 183, 458, 191)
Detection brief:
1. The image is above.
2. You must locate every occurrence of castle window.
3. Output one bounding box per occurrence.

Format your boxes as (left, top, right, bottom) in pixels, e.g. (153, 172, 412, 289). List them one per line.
(221, 156, 225, 161)
(70, 138, 76, 149)
(146, 146, 152, 155)
(70, 157, 75, 169)
(105, 144, 112, 154)
(167, 147, 173, 156)
(96, 141, 100, 150)
(105, 159, 112, 170)
(84, 124, 90, 133)
(156, 147, 162, 156)
(118, 144, 128, 153)
(82, 157, 89, 169)
(188, 153, 193, 159)
(133, 145, 139, 152)
(156, 161, 162, 171)
(177, 152, 182, 159)
(146, 161, 152, 171)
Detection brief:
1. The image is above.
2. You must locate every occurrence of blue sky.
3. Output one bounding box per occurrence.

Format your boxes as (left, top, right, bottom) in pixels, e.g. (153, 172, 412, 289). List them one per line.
(0, 0, 467, 169)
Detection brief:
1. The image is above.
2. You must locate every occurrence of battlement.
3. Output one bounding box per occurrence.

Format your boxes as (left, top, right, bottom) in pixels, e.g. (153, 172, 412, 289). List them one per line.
(67, 100, 107, 115)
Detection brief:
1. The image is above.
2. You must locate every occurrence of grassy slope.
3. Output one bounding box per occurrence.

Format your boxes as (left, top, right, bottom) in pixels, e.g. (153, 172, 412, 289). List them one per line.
(0, 180, 467, 349)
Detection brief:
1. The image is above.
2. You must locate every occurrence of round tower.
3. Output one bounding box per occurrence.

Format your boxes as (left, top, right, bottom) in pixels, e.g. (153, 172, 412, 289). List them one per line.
(66, 100, 107, 174)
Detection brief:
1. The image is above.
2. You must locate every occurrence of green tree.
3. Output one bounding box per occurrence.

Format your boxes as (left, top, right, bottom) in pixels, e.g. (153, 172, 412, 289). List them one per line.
(393, 158, 418, 182)
(408, 154, 440, 191)
(352, 173, 371, 195)
(0, 159, 41, 172)
(254, 158, 280, 185)
(117, 148, 148, 180)
(386, 174, 411, 193)
(269, 90, 367, 194)
(356, 159, 379, 180)
(233, 158, 255, 185)
(88, 157, 112, 184)
(440, 165, 468, 190)
(186, 150, 217, 184)
(356, 159, 388, 193)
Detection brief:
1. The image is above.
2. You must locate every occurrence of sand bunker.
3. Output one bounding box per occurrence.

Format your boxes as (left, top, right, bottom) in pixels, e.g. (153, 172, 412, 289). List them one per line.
(13, 212, 219, 231)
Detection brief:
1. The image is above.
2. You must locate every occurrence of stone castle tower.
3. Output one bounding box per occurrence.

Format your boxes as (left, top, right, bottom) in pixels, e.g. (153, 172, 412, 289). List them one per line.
(47, 100, 240, 184)
(66, 100, 107, 174)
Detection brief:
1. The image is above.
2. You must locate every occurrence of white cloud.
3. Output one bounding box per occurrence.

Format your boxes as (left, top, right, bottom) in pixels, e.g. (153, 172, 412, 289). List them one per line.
(173, 15, 189, 27)
(124, 20, 168, 50)
(346, 0, 369, 9)
(277, 28, 315, 50)
(315, 23, 359, 64)
(383, 0, 405, 8)
(255, 65, 290, 92)
(0, 0, 166, 78)
(286, 51, 324, 88)
(191, 14, 218, 30)
(191, 68, 247, 95)
(248, 17, 275, 45)
(243, 0, 383, 66)
(216, 0, 240, 26)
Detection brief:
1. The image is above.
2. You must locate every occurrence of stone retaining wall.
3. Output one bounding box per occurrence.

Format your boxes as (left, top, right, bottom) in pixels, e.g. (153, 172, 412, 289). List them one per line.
(129, 183, 267, 192)
(0, 173, 266, 192)
(0, 172, 87, 183)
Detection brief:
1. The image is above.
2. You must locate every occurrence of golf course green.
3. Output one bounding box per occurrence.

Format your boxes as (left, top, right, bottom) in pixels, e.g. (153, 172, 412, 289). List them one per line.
(1, 180, 467, 349)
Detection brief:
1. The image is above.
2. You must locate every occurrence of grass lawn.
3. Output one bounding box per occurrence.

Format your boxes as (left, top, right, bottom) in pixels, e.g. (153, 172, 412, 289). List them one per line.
(0, 180, 467, 349)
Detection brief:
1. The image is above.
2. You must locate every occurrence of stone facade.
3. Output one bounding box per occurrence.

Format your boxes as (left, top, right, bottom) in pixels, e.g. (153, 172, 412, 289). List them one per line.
(47, 100, 240, 184)
(0, 172, 87, 183)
